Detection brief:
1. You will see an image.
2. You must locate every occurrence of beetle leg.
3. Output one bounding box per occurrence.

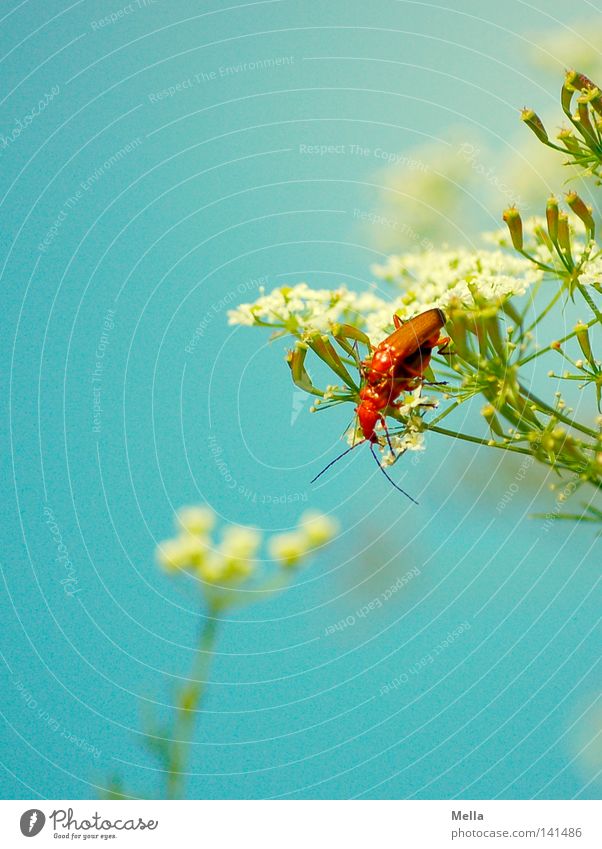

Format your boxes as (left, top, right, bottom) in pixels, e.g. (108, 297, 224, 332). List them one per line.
(397, 360, 426, 380)
(379, 414, 395, 455)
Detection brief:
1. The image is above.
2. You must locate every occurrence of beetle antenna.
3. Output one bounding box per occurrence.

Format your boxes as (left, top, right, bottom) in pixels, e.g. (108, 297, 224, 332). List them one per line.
(369, 443, 418, 504)
(311, 441, 364, 483)
(380, 418, 395, 455)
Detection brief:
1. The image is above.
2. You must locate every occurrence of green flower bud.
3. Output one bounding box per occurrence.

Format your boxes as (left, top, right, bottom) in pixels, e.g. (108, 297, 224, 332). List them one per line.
(562, 70, 578, 114)
(286, 344, 324, 397)
(574, 321, 595, 367)
(557, 127, 581, 153)
(557, 212, 572, 256)
(575, 98, 598, 145)
(502, 206, 523, 250)
(481, 404, 504, 437)
(573, 70, 599, 93)
(579, 85, 602, 117)
(521, 108, 549, 144)
(566, 190, 595, 236)
(533, 224, 553, 252)
(546, 196, 559, 242)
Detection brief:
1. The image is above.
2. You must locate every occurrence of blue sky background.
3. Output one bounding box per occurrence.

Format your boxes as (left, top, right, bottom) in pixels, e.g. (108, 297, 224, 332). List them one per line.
(1, 0, 600, 800)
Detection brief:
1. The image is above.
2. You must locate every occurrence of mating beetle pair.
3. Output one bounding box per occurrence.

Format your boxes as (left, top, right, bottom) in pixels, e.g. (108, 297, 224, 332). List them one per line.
(311, 308, 450, 500)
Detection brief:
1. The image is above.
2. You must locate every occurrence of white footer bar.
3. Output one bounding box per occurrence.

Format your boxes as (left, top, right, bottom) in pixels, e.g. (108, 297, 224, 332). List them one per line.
(0, 800, 599, 848)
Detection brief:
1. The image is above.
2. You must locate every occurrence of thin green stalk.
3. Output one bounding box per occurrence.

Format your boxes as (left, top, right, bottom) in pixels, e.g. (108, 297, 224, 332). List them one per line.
(209, 572, 295, 611)
(577, 282, 602, 324)
(427, 424, 601, 491)
(518, 383, 599, 439)
(429, 399, 462, 426)
(427, 424, 536, 458)
(518, 316, 598, 366)
(524, 285, 565, 334)
(166, 612, 219, 799)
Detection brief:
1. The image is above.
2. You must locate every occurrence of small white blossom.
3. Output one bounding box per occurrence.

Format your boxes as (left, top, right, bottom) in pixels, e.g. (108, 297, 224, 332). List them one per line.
(371, 247, 542, 311)
(578, 252, 602, 286)
(226, 305, 257, 326)
(396, 386, 437, 416)
(227, 283, 362, 336)
(377, 426, 426, 466)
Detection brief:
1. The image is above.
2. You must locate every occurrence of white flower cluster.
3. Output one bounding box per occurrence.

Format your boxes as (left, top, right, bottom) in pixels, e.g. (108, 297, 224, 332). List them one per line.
(578, 253, 602, 287)
(379, 429, 425, 465)
(227, 282, 388, 337)
(344, 388, 432, 465)
(268, 509, 339, 567)
(228, 245, 543, 344)
(371, 246, 541, 308)
(156, 504, 338, 587)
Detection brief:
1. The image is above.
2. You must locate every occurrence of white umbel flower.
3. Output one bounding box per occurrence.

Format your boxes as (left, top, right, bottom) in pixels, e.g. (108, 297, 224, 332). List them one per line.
(578, 253, 602, 286)
(228, 243, 544, 347)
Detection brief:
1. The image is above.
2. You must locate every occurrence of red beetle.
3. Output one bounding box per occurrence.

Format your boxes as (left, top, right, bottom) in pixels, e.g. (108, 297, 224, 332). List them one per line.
(313, 308, 449, 500)
(356, 308, 448, 442)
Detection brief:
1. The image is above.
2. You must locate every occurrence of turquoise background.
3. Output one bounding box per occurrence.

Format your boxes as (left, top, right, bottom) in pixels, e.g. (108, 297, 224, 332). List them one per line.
(1, 0, 600, 800)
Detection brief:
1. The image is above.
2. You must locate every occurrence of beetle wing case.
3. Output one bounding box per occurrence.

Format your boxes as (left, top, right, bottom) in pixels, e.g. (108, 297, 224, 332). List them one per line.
(387, 308, 445, 359)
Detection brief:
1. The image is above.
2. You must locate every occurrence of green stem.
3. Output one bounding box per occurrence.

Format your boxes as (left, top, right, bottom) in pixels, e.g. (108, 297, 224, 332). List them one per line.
(518, 383, 599, 439)
(166, 612, 219, 799)
(208, 572, 295, 612)
(428, 427, 601, 492)
(517, 316, 598, 366)
(524, 285, 565, 334)
(429, 400, 462, 426)
(427, 424, 536, 458)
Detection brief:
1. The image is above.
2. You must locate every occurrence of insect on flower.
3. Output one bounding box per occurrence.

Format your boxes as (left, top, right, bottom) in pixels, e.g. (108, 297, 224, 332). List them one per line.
(309, 308, 450, 501)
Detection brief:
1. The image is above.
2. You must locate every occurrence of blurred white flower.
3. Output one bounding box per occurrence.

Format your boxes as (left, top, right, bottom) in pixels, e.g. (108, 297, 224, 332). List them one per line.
(176, 505, 216, 535)
(527, 22, 602, 78)
(268, 531, 309, 568)
(157, 538, 194, 572)
(157, 534, 210, 573)
(197, 552, 227, 583)
(298, 510, 339, 547)
(219, 525, 261, 559)
(157, 504, 337, 592)
(217, 526, 261, 583)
